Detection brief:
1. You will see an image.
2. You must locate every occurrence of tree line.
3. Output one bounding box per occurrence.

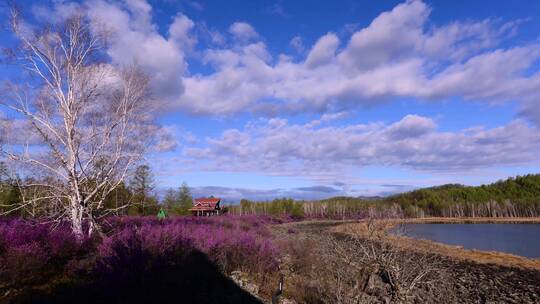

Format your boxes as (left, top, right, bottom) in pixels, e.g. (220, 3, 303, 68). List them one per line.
(4, 158, 539, 220)
(0, 163, 193, 218)
(227, 174, 540, 218)
(388, 174, 540, 217)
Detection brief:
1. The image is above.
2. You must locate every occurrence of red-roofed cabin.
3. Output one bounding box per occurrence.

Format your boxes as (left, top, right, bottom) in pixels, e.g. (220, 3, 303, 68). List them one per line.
(189, 197, 221, 216)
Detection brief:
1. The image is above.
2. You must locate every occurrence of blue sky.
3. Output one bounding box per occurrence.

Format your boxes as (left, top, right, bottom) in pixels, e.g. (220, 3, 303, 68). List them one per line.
(1, 0, 540, 201)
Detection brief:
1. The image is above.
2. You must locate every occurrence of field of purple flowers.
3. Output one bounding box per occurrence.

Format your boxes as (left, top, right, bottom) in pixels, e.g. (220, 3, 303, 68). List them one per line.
(0, 215, 285, 303)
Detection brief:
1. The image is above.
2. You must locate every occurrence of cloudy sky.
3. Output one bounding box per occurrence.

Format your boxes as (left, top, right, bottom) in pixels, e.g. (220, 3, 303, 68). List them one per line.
(1, 0, 540, 201)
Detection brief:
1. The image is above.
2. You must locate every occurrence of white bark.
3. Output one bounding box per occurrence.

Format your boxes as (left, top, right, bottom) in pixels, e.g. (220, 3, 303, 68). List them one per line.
(0, 8, 156, 237)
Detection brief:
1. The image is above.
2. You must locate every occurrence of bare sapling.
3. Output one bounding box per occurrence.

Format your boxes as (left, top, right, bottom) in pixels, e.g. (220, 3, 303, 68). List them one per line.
(335, 217, 448, 303)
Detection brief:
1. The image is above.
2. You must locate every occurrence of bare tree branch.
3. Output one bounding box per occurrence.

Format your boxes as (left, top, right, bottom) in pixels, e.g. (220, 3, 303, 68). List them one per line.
(0, 6, 156, 237)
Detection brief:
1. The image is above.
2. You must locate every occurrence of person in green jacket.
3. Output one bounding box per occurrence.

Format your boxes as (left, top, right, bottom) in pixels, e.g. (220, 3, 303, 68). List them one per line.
(157, 208, 168, 219)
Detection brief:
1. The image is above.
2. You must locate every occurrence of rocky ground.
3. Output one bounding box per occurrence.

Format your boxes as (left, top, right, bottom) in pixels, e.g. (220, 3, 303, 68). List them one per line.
(267, 221, 540, 304)
(448, 260, 540, 303)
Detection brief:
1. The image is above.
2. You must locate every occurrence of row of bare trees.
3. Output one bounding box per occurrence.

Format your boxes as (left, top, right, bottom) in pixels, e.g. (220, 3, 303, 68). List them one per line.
(0, 6, 157, 237)
(230, 197, 540, 220)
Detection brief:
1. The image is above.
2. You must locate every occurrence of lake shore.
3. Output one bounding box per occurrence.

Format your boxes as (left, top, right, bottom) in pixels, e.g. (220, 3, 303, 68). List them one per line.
(333, 218, 540, 270)
(274, 220, 540, 303)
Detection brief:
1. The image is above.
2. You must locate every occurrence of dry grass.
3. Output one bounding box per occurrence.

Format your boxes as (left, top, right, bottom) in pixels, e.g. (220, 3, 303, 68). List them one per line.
(333, 218, 540, 271)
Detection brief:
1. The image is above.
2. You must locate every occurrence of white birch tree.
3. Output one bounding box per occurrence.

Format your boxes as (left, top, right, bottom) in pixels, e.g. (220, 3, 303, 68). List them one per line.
(0, 7, 156, 237)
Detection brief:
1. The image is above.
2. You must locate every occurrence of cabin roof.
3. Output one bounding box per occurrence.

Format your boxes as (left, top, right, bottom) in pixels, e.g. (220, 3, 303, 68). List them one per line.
(194, 197, 221, 204)
(189, 197, 221, 211)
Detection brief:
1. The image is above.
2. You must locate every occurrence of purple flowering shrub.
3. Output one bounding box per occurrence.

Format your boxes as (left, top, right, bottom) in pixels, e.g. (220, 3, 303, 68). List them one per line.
(0, 218, 96, 290)
(98, 215, 280, 274)
(0, 215, 280, 295)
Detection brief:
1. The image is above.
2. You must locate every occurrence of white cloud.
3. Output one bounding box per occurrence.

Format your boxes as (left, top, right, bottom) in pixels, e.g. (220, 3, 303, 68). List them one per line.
(197, 22, 226, 46)
(172, 0, 540, 125)
(520, 100, 540, 126)
(338, 0, 429, 70)
(154, 126, 179, 152)
(386, 114, 436, 139)
(124, 0, 153, 32)
(305, 111, 350, 128)
(169, 13, 197, 53)
(34, 0, 540, 125)
(305, 33, 340, 68)
(182, 115, 540, 181)
(289, 36, 305, 53)
(424, 46, 540, 101)
(83, 0, 195, 105)
(228, 22, 259, 41)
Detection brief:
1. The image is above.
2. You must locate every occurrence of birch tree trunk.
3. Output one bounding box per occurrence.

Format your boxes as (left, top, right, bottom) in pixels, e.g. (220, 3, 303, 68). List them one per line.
(0, 7, 156, 237)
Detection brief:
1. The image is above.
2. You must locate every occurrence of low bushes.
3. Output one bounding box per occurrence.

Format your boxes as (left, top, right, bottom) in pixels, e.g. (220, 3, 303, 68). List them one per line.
(98, 215, 280, 274)
(0, 215, 281, 299)
(0, 219, 96, 290)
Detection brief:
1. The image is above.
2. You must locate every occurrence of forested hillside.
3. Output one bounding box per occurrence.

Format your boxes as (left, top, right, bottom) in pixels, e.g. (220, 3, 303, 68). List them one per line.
(229, 175, 540, 218)
(387, 174, 540, 217)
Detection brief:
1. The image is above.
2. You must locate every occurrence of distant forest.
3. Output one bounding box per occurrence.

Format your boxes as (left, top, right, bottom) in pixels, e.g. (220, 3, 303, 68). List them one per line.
(229, 174, 540, 218)
(2, 163, 539, 219)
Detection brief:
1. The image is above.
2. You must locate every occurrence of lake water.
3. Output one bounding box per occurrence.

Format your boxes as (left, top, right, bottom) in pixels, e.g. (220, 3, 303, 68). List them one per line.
(397, 223, 540, 259)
